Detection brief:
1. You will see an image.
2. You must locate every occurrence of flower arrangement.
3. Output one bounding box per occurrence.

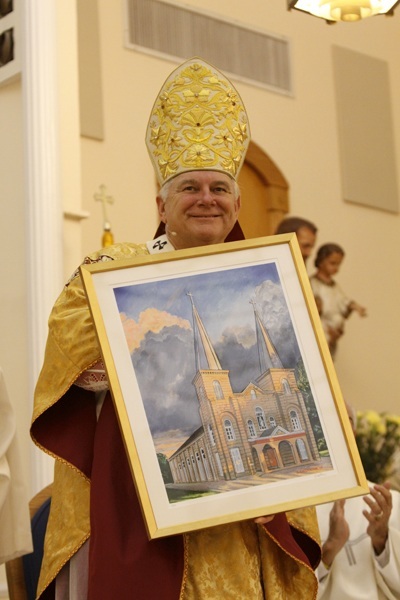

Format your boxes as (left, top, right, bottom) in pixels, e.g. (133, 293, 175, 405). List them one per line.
(355, 410, 400, 484)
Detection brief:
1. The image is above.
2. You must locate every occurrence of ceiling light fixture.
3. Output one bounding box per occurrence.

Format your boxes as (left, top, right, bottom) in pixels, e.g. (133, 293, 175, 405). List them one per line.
(287, 0, 400, 22)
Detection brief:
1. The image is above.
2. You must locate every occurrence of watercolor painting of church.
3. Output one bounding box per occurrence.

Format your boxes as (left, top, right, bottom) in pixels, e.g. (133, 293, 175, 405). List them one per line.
(114, 260, 332, 497)
(167, 292, 322, 485)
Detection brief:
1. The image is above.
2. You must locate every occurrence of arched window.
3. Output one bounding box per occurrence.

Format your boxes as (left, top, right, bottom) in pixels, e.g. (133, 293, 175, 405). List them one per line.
(250, 389, 257, 400)
(282, 378, 291, 394)
(269, 415, 276, 427)
(196, 451, 206, 480)
(290, 410, 301, 431)
(213, 380, 224, 399)
(200, 447, 212, 479)
(181, 460, 187, 481)
(247, 419, 256, 438)
(256, 406, 266, 430)
(224, 419, 235, 441)
(208, 423, 216, 446)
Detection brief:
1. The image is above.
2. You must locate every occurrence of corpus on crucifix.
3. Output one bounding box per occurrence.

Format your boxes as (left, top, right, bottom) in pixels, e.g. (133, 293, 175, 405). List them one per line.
(94, 184, 115, 247)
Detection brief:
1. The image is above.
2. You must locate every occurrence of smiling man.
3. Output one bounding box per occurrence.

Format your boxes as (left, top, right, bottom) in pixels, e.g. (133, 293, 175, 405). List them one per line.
(32, 58, 320, 600)
(156, 171, 240, 249)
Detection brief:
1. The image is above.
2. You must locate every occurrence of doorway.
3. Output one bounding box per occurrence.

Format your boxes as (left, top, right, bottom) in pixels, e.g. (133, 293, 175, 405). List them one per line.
(238, 141, 289, 238)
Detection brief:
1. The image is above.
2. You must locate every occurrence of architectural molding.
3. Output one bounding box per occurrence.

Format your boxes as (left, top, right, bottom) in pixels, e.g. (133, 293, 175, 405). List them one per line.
(23, 0, 63, 492)
(64, 209, 90, 221)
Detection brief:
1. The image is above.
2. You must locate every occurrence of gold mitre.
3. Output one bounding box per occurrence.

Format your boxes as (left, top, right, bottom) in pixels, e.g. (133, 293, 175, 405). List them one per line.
(146, 57, 250, 186)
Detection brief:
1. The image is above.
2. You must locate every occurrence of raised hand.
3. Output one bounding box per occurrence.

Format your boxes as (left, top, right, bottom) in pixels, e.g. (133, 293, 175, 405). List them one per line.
(363, 482, 392, 555)
(322, 499, 350, 568)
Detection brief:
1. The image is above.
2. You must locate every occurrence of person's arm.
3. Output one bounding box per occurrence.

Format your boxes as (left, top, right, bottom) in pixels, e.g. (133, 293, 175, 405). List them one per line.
(316, 500, 350, 600)
(320, 499, 349, 571)
(363, 482, 392, 556)
(362, 482, 400, 596)
(348, 300, 367, 317)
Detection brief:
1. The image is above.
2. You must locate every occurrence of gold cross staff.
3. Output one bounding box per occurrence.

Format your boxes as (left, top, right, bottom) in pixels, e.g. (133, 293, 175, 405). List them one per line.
(94, 184, 115, 247)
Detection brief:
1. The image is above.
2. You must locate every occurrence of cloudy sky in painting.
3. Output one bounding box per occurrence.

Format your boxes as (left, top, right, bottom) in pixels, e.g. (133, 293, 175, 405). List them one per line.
(113, 261, 301, 452)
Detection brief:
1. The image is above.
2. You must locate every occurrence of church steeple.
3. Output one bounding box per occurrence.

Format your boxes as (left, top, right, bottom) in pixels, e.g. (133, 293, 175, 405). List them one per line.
(251, 299, 283, 373)
(187, 293, 222, 371)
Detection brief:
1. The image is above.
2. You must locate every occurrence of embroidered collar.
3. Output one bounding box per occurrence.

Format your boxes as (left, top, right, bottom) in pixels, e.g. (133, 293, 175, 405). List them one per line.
(146, 234, 175, 255)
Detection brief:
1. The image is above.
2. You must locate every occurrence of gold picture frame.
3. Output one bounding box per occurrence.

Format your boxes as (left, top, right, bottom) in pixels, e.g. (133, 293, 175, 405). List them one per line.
(80, 233, 368, 540)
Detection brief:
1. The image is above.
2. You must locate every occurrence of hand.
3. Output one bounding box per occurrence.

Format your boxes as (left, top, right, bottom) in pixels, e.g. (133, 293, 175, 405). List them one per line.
(350, 301, 367, 317)
(322, 499, 350, 568)
(363, 482, 392, 555)
(254, 514, 275, 525)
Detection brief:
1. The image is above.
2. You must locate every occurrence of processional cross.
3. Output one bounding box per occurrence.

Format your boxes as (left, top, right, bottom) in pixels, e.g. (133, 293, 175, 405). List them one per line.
(94, 184, 115, 247)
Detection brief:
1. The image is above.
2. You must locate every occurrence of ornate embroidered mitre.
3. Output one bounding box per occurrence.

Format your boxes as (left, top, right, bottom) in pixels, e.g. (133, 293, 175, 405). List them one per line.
(145, 57, 250, 185)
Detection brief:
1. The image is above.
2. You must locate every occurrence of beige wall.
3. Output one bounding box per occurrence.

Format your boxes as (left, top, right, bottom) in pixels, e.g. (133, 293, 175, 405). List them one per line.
(0, 2, 399, 594)
(0, 0, 400, 569)
(78, 1, 400, 415)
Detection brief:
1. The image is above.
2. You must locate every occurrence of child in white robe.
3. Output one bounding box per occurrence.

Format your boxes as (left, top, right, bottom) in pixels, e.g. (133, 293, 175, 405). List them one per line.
(310, 243, 366, 357)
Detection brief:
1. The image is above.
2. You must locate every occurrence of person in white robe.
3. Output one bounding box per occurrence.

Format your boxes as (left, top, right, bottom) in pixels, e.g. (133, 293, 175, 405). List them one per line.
(0, 367, 33, 564)
(316, 403, 400, 600)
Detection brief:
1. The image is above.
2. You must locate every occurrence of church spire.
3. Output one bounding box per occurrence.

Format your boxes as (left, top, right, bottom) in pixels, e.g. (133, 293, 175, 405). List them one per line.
(187, 293, 222, 371)
(251, 299, 283, 373)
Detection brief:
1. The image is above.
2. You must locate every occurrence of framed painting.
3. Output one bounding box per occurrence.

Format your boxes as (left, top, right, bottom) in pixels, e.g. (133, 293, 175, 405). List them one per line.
(80, 233, 368, 539)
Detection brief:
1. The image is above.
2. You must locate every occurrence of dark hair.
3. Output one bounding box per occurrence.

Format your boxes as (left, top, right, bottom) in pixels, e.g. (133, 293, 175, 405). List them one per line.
(314, 243, 345, 268)
(275, 217, 317, 235)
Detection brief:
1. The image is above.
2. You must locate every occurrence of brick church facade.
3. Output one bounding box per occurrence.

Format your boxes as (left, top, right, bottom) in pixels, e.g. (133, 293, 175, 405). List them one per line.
(168, 294, 320, 484)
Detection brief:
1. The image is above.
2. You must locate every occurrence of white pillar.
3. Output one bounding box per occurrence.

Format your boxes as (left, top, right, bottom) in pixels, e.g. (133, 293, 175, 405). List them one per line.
(23, 0, 63, 493)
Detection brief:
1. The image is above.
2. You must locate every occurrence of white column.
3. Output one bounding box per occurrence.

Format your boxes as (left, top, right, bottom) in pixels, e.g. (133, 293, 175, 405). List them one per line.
(23, 0, 63, 493)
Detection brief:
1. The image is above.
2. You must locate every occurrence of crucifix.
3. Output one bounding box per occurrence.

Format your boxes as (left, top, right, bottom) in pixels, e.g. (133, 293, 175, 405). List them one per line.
(94, 184, 115, 247)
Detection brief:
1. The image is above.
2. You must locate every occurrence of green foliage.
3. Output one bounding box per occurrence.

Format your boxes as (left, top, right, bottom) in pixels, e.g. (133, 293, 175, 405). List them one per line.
(295, 358, 326, 452)
(355, 411, 400, 483)
(166, 488, 217, 503)
(157, 452, 174, 484)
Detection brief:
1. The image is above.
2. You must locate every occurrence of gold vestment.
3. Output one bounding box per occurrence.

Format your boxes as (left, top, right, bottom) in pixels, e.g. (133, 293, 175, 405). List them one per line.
(32, 242, 320, 599)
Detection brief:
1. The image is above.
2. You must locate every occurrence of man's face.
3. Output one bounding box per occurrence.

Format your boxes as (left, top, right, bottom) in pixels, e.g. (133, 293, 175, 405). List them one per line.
(296, 226, 316, 262)
(156, 171, 240, 250)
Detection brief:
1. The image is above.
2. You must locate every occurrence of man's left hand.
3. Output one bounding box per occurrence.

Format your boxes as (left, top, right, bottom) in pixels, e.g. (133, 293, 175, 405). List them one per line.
(363, 481, 392, 555)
